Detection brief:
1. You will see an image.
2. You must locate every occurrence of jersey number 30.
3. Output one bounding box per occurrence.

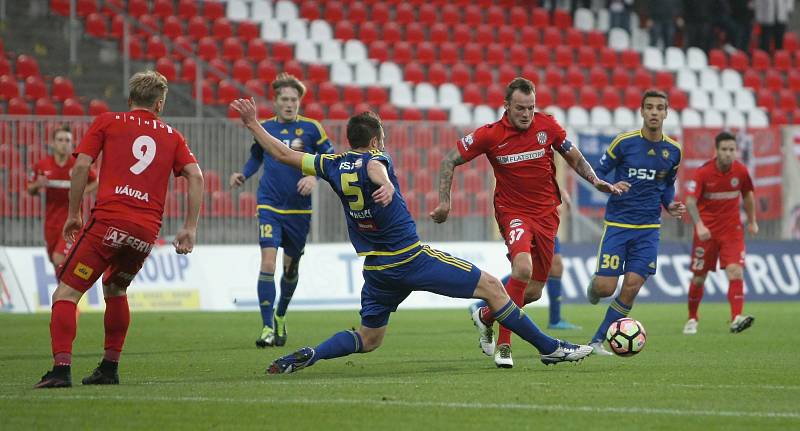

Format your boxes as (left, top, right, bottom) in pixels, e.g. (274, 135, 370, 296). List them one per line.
(130, 135, 156, 175)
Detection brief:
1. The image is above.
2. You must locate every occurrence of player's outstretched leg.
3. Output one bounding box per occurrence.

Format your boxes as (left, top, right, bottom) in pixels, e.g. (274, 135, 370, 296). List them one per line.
(589, 297, 631, 356)
(468, 300, 494, 356)
(256, 271, 276, 348)
(476, 272, 592, 366)
(730, 315, 754, 333)
(267, 329, 365, 374)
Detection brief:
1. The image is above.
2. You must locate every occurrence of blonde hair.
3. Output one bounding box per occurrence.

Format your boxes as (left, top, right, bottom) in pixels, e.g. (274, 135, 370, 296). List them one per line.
(128, 70, 168, 108)
(271, 72, 306, 99)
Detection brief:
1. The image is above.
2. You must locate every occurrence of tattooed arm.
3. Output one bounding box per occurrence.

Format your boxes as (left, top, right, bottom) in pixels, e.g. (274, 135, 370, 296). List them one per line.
(430, 148, 467, 223)
(557, 141, 627, 195)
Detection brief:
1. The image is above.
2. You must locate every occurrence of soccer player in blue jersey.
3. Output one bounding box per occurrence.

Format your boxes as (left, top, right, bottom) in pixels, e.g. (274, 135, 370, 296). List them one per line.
(229, 73, 334, 348)
(586, 89, 686, 355)
(230, 97, 594, 373)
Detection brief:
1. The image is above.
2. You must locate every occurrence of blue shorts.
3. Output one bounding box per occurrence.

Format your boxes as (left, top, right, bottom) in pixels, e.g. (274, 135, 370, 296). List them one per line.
(360, 246, 482, 328)
(595, 225, 660, 278)
(554, 236, 561, 254)
(257, 209, 310, 258)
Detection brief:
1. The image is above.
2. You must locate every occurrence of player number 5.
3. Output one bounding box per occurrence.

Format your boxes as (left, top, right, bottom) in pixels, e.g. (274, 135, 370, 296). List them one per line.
(130, 135, 156, 175)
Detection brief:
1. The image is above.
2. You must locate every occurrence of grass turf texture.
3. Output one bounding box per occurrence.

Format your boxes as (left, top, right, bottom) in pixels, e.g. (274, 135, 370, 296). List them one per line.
(1, 302, 798, 430)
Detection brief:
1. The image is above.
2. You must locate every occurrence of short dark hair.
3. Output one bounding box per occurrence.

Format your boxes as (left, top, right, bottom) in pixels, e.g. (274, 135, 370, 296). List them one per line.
(640, 89, 668, 108)
(347, 111, 382, 149)
(715, 131, 736, 149)
(505, 77, 536, 102)
(272, 72, 306, 99)
(52, 124, 71, 139)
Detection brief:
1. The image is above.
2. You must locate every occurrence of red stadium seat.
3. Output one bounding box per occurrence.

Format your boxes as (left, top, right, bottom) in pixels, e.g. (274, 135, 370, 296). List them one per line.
(366, 86, 389, 105)
(784, 32, 799, 51)
(508, 45, 529, 67)
(764, 69, 783, 91)
(611, 67, 630, 88)
(300, 1, 321, 20)
(728, 50, 748, 71)
(368, 40, 389, 62)
(531, 8, 549, 27)
(393, 42, 413, 64)
(756, 88, 775, 110)
(15, 55, 40, 80)
(188, 16, 209, 40)
(599, 47, 617, 68)
(371, 3, 390, 24)
(127, 0, 149, 17)
(586, 31, 605, 49)
(552, 9, 572, 29)
(497, 64, 518, 85)
(531, 45, 550, 66)
(256, 60, 278, 82)
(197, 37, 218, 62)
(463, 43, 484, 66)
(509, 6, 528, 27)
(564, 28, 583, 48)
(244, 79, 266, 97)
(378, 103, 399, 120)
(283, 60, 304, 80)
(395, 3, 414, 24)
(401, 107, 423, 121)
(668, 88, 688, 110)
(51, 0, 70, 16)
(544, 66, 563, 87)
(429, 23, 449, 44)
(164, 190, 183, 218)
(788, 70, 800, 91)
(416, 42, 436, 64)
(359, 22, 379, 44)
(438, 43, 459, 65)
(171, 35, 193, 60)
(751, 49, 770, 70)
(462, 83, 482, 105)
(536, 86, 552, 108)
(589, 66, 609, 88)
(474, 64, 493, 86)
(237, 21, 260, 41)
(620, 50, 640, 68)
(450, 63, 471, 87)
(222, 37, 244, 61)
(306, 63, 328, 83)
(211, 191, 234, 217)
(238, 192, 256, 217)
(8, 97, 30, 115)
(382, 22, 402, 44)
(418, 4, 437, 25)
(427, 108, 448, 121)
(486, 43, 507, 66)
(88, 99, 109, 116)
(348, 2, 367, 23)
(203, 1, 226, 20)
(742, 68, 760, 88)
(427, 63, 448, 86)
(323, 1, 343, 21)
(543, 27, 562, 48)
(334, 20, 355, 40)
(770, 109, 788, 124)
(342, 85, 364, 105)
(778, 89, 796, 111)
(403, 62, 424, 84)
(565, 66, 584, 87)
(136, 14, 160, 36)
(317, 82, 339, 105)
(708, 49, 727, 68)
(62, 98, 85, 116)
(579, 85, 598, 108)
(246, 38, 268, 62)
(600, 87, 621, 109)
(485, 84, 504, 107)
(146, 35, 168, 60)
(521, 64, 541, 83)
(632, 68, 652, 89)
(212, 18, 234, 40)
(773, 50, 791, 71)
(577, 46, 597, 68)
(555, 86, 576, 109)
(152, 0, 174, 18)
(85, 13, 108, 38)
(120, 35, 144, 60)
(204, 170, 222, 194)
(463, 5, 482, 26)
(441, 4, 459, 25)
(191, 79, 215, 105)
(23, 76, 47, 100)
(0, 57, 10, 76)
(405, 23, 425, 44)
(623, 87, 640, 108)
(34, 97, 58, 115)
(231, 58, 254, 83)
(653, 71, 674, 89)
(50, 76, 75, 102)
(452, 24, 472, 45)
(303, 102, 324, 120)
(271, 43, 294, 62)
(329, 103, 350, 120)
(180, 57, 197, 82)
(554, 45, 573, 68)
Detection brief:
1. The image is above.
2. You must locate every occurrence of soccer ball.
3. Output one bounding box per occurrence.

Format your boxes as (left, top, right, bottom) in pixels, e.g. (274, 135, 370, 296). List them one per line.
(605, 318, 647, 357)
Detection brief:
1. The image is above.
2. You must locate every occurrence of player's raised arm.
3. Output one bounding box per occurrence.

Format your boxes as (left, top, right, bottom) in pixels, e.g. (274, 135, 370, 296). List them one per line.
(62, 153, 93, 242)
(367, 159, 395, 207)
(230, 98, 304, 170)
(557, 141, 628, 195)
(430, 148, 467, 223)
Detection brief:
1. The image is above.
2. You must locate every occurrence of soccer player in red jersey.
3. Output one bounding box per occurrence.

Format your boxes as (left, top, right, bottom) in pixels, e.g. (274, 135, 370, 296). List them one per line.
(683, 131, 758, 335)
(28, 125, 98, 272)
(431, 78, 626, 368)
(34, 71, 204, 388)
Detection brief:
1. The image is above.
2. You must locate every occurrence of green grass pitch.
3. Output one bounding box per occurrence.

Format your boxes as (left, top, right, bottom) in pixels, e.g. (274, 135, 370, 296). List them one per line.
(1, 302, 798, 430)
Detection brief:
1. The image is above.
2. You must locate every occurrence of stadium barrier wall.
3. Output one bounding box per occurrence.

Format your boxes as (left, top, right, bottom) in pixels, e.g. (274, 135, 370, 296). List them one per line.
(2, 241, 798, 314)
(782, 126, 800, 240)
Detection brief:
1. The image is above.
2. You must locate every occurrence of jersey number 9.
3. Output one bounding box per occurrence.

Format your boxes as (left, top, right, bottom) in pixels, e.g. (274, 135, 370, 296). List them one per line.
(130, 135, 157, 175)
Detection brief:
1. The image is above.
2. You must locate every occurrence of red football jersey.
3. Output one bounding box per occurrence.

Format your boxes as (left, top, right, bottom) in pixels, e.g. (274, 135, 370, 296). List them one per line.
(457, 112, 566, 218)
(29, 155, 97, 230)
(687, 159, 754, 233)
(75, 110, 197, 233)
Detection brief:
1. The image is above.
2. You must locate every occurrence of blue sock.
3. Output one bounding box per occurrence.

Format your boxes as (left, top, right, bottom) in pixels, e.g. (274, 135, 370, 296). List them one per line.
(494, 299, 559, 354)
(310, 330, 363, 365)
(471, 300, 487, 310)
(546, 277, 562, 325)
(591, 297, 631, 343)
(275, 274, 298, 317)
(257, 272, 275, 327)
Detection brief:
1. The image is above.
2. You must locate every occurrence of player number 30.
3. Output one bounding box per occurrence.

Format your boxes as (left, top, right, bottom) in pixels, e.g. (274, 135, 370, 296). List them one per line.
(130, 135, 157, 175)
(600, 253, 620, 270)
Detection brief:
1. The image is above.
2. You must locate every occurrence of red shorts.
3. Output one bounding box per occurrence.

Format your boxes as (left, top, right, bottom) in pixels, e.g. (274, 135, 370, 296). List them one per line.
(496, 209, 559, 283)
(690, 228, 745, 275)
(44, 226, 69, 261)
(58, 216, 157, 293)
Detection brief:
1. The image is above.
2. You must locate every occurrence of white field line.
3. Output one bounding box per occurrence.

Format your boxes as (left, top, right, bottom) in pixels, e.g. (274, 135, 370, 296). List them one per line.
(0, 394, 798, 420)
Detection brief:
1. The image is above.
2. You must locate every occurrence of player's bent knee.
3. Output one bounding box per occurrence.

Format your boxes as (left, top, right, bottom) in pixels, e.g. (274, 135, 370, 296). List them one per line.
(692, 275, 707, 285)
(357, 327, 386, 352)
(473, 271, 506, 303)
(725, 264, 744, 280)
(52, 282, 83, 303)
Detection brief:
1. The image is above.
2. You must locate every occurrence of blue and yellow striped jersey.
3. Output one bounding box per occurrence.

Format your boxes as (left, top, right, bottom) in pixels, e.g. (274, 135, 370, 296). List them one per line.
(243, 115, 334, 213)
(301, 150, 421, 266)
(596, 129, 682, 228)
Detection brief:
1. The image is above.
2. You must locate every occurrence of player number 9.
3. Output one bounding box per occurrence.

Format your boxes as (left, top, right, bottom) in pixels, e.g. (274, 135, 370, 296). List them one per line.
(130, 135, 157, 175)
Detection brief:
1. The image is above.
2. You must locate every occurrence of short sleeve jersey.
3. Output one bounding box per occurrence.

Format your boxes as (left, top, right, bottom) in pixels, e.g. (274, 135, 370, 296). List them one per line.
(596, 129, 682, 227)
(252, 115, 334, 212)
(301, 150, 421, 265)
(457, 112, 567, 218)
(30, 155, 97, 230)
(75, 110, 197, 233)
(687, 159, 754, 233)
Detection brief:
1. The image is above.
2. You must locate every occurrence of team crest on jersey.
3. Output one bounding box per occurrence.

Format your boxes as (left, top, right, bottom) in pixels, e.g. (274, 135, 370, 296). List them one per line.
(662, 149, 670, 159)
(509, 219, 523, 228)
(731, 177, 739, 187)
(295, 128, 304, 136)
(290, 138, 304, 150)
(354, 158, 363, 169)
(537, 131, 548, 145)
(695, 247, 705, 258)
(461, 133, 474, 151)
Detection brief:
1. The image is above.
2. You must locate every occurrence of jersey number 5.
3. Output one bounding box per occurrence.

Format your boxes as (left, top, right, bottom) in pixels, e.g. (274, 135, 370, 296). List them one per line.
(130, 135, 156, 175)
(341, 172, 364, 211)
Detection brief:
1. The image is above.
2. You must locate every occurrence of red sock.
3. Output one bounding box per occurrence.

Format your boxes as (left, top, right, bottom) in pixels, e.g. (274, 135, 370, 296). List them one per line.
(728, 279, 744, 320)
(50, 300, 78, 366)
(688, 281, 704, 320)
(103, 296, 130, 362)
(496, 277, 527, 347)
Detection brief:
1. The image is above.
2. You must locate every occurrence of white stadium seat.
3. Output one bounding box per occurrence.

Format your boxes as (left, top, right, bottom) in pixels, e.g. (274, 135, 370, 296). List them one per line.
(596, 8, 610, 32)
(329, 61, 353, 85)
(438, 83, 462, 107)
(309, 20, 333, 42)
(378, 62, 402, 86)
(473, 105, 498, 125)
(274, 0, 298, 22)
(698, 69, 720, 89)
(283, 20, 308, 43)
(686, 47, 708, 71)
(496, 106, 506, 120)
(664, 47, 685, 71)
(226, 0, 248, 20)
(574, 8, 594, 31)
(343, 40, 368, 63)
(676, 69, 698, 91)
(711, 89, 732, 110)
(566, 106, 590, 128)
(689, 89, 711, 110)
(642, 47, 664, 70)
(703, 109, 724, 128)
(294, 40, 318, 63)
(318, 40, 343, 64)
(681, 108, 703, 128)
(725, 110, 747, 128)
(590, 107, 613, 128)
(544, 106, 566, 127)
(354, 60, 377, 85)
(721, 69, 743, 90)
(390, 82, 413, 107)
(748, 108, 769, 127)
(414, 83, 438, 108)
(613, 107, 636, 128)
(608, 28, 630, 51)
(734, 88, 756, 110)
(450, 104, 473, 125)
(663, 109, 681, 131)
(260, 20, 282, 41)
(252, 1, 272, 21)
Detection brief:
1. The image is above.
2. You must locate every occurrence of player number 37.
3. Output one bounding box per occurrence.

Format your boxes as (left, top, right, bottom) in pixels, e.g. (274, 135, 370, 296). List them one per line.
(130, 135, 157, 175)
